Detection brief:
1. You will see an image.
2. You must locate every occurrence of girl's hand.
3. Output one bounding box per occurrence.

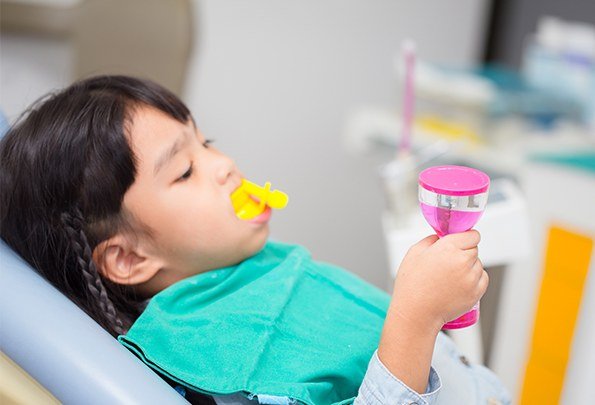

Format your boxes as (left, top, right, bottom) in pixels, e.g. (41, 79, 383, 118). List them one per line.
(390, 230, 488, 333)
(376, 230, 488, 394)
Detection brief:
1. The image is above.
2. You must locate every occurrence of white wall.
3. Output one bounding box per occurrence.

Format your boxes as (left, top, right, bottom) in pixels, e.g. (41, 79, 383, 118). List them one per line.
(186, 0, 490, 288)
(0, 0, 490, 289)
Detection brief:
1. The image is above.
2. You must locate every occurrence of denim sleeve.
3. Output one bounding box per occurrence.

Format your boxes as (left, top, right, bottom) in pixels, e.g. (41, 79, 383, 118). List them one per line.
(354, 350, 442, 405)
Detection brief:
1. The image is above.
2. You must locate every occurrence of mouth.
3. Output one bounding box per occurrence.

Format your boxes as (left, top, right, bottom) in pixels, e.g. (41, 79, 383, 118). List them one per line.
(230, 179, 287, 222)
(247, 205, 272, 224)
(230, 189, 269, 222)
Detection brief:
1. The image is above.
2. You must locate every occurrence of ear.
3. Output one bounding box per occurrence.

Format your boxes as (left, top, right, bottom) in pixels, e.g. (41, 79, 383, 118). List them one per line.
(92, 234, 162, 286)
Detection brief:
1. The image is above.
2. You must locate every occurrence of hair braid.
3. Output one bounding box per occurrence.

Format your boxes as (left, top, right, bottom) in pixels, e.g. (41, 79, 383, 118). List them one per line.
(1, 76, 191, 338)
(61, 207, 126, 336)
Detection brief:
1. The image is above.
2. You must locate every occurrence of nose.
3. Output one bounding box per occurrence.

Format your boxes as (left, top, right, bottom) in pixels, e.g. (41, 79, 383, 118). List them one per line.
(214, 151, 239, 186)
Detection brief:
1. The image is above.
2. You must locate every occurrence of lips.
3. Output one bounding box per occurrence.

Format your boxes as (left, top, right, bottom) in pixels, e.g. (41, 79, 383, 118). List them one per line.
(248, 206, 272, 224)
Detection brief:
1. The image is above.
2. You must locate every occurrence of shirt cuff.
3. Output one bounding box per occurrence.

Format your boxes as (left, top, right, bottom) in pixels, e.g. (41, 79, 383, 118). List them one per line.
(355, 350, 442, 405)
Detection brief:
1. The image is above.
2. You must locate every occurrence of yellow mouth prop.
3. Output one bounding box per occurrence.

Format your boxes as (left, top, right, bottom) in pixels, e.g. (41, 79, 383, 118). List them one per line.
(231, 179, 289, 220)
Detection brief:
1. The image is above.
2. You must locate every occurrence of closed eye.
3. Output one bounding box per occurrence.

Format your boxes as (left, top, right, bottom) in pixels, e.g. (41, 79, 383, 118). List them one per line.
(175, 139, 212, 182)
(177, 162, 193, 182)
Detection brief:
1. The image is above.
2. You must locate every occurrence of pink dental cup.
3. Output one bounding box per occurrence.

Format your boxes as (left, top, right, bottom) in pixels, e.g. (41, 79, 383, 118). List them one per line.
(418, 165, 490, 329)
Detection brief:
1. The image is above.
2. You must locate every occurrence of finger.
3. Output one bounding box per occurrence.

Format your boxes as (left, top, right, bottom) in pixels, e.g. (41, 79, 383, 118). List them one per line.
(477, 269, 489, 297)
(446, 230, 480, 250)
(413, 234, 439, 251)
(465, 247, 479, 261)
(472, 257, 484, 271)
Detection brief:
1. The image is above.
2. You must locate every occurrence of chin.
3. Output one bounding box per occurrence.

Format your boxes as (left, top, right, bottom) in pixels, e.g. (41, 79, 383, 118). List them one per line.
(246, 227, 269, 257)
(252, 231, 269, 253)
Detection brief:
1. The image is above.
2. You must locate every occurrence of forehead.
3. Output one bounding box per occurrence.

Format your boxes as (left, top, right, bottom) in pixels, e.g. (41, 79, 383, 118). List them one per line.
(127, 106, 194, 165)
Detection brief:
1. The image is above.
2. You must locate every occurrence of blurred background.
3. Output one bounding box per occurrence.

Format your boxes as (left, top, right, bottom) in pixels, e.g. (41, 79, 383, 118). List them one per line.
(1, 0, 594, 404)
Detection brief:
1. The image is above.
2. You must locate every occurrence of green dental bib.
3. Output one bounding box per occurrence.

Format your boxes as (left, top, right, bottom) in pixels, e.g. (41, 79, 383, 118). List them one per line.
(119, 242, 390, 404)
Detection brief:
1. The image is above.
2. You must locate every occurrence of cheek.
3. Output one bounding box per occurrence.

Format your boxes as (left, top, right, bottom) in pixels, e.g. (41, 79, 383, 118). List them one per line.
(128, 190, 200, 245)
(209, 210, 242, 237)
(181, 196, 235, 241)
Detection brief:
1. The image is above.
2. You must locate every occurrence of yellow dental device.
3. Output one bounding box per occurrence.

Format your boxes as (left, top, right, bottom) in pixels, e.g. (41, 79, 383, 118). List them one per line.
(231, 179, 289, 220)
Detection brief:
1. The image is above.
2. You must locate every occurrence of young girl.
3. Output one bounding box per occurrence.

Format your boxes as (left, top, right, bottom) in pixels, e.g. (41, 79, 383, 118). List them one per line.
(0, 76, 510, 405)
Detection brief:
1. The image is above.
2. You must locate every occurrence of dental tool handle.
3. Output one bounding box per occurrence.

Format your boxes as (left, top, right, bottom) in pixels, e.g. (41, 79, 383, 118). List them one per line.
(399, 40, 416, 156)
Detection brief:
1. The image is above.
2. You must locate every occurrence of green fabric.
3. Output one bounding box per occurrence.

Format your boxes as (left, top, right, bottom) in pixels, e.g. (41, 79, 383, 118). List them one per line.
(119, 241, 390, 404)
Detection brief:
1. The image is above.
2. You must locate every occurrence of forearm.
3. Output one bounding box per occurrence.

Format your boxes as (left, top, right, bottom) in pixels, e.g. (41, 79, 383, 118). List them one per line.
(377, 305, 441, 394)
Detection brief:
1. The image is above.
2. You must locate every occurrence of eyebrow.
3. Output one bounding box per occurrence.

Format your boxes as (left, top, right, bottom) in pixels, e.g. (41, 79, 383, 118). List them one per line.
(153, 130, 193, 175)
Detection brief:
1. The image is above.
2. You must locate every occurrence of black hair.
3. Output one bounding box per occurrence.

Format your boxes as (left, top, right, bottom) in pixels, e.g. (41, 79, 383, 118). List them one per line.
(0, 75, 192, 337)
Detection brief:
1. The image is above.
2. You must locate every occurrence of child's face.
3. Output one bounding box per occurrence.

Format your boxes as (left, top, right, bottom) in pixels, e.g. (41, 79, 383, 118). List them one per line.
(122, 106, 270, 285)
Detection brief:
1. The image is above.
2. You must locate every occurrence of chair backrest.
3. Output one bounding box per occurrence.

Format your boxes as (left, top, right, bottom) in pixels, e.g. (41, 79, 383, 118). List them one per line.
(0, 240, 188, 404)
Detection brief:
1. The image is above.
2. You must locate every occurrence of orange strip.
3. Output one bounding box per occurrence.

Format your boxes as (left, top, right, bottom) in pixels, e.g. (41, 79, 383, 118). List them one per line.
(520, 226, 593, 404)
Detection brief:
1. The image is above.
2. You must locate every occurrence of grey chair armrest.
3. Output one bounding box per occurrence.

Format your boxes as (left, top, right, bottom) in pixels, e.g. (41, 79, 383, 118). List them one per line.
(0, 240, 188, 404)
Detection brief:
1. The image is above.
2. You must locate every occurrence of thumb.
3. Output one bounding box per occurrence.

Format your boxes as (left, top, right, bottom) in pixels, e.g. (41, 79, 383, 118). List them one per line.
(413, 234, 439, 250)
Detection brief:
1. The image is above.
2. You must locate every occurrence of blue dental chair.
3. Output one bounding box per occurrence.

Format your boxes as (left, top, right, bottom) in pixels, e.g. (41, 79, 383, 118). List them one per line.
(0, 237, 190, 404)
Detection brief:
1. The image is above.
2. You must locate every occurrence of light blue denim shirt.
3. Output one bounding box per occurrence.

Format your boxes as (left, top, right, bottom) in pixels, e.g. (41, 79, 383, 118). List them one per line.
(206, 332, 511, 405)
